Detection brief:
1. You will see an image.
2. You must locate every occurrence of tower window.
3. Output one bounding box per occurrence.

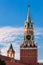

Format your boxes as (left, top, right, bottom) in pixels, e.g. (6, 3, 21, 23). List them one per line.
(28, 23, 29, 27)
(31, 24, 33, 28)
(25, 25, 26, 28)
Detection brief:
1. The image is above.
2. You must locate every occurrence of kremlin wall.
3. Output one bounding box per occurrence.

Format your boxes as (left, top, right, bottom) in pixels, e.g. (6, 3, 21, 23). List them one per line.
(0, 6, 43, 65)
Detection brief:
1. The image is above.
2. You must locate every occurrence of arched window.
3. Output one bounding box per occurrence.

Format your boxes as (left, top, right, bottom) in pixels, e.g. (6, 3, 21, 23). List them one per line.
(31, 24, 33, 28)
(25, 25, 26, 28)
(28, 23, 30, 27)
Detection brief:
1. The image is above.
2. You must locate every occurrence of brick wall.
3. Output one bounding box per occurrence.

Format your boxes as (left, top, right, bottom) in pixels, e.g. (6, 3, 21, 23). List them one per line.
(20, 46, 37, 65)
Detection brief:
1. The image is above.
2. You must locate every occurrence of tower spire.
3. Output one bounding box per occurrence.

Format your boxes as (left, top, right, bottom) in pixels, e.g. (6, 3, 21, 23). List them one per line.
(27, 5, 31, 23)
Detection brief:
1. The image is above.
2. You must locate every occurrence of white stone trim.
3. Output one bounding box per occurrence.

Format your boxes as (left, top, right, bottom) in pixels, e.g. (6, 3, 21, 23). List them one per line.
(20, 47, 37, 50)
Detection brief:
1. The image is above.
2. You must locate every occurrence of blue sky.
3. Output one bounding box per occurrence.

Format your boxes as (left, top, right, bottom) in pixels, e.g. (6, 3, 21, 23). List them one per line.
(0, 0, 43, 62)
(0, 0, 43, 27)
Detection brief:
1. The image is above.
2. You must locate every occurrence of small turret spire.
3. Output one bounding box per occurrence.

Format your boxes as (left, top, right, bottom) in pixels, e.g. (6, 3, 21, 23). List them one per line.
(9, 44, 14, 52)
(27, 5, 31, 23)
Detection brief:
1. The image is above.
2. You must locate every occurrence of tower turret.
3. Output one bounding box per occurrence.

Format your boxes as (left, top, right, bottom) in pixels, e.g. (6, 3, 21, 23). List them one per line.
(7, 44, 15, 58)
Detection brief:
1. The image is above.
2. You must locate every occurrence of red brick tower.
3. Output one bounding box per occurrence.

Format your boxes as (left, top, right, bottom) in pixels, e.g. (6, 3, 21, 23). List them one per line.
(20, 6, 38, 65)
(7, 44, 15, 58)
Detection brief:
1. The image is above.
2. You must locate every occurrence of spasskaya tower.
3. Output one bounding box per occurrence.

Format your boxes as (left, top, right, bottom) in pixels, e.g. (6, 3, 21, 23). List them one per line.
(20, 5, 38, 65)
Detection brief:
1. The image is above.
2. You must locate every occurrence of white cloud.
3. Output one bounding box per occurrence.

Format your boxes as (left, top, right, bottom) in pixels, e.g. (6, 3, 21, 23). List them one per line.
(0, 26, 23, 43)
(38, 59, 43, 63)
(34, 27, 43, 36)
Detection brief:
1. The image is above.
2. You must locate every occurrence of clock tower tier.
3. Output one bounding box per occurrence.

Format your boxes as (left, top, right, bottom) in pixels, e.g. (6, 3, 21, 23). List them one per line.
(24, 6, 34, 44)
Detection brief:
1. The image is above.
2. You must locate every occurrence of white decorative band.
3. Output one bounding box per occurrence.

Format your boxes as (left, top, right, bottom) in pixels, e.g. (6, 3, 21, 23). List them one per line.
(20, 48, 37, 50)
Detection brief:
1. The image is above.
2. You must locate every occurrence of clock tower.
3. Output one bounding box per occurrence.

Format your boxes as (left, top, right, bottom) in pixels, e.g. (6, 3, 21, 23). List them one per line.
(20, 6, 38, 65)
